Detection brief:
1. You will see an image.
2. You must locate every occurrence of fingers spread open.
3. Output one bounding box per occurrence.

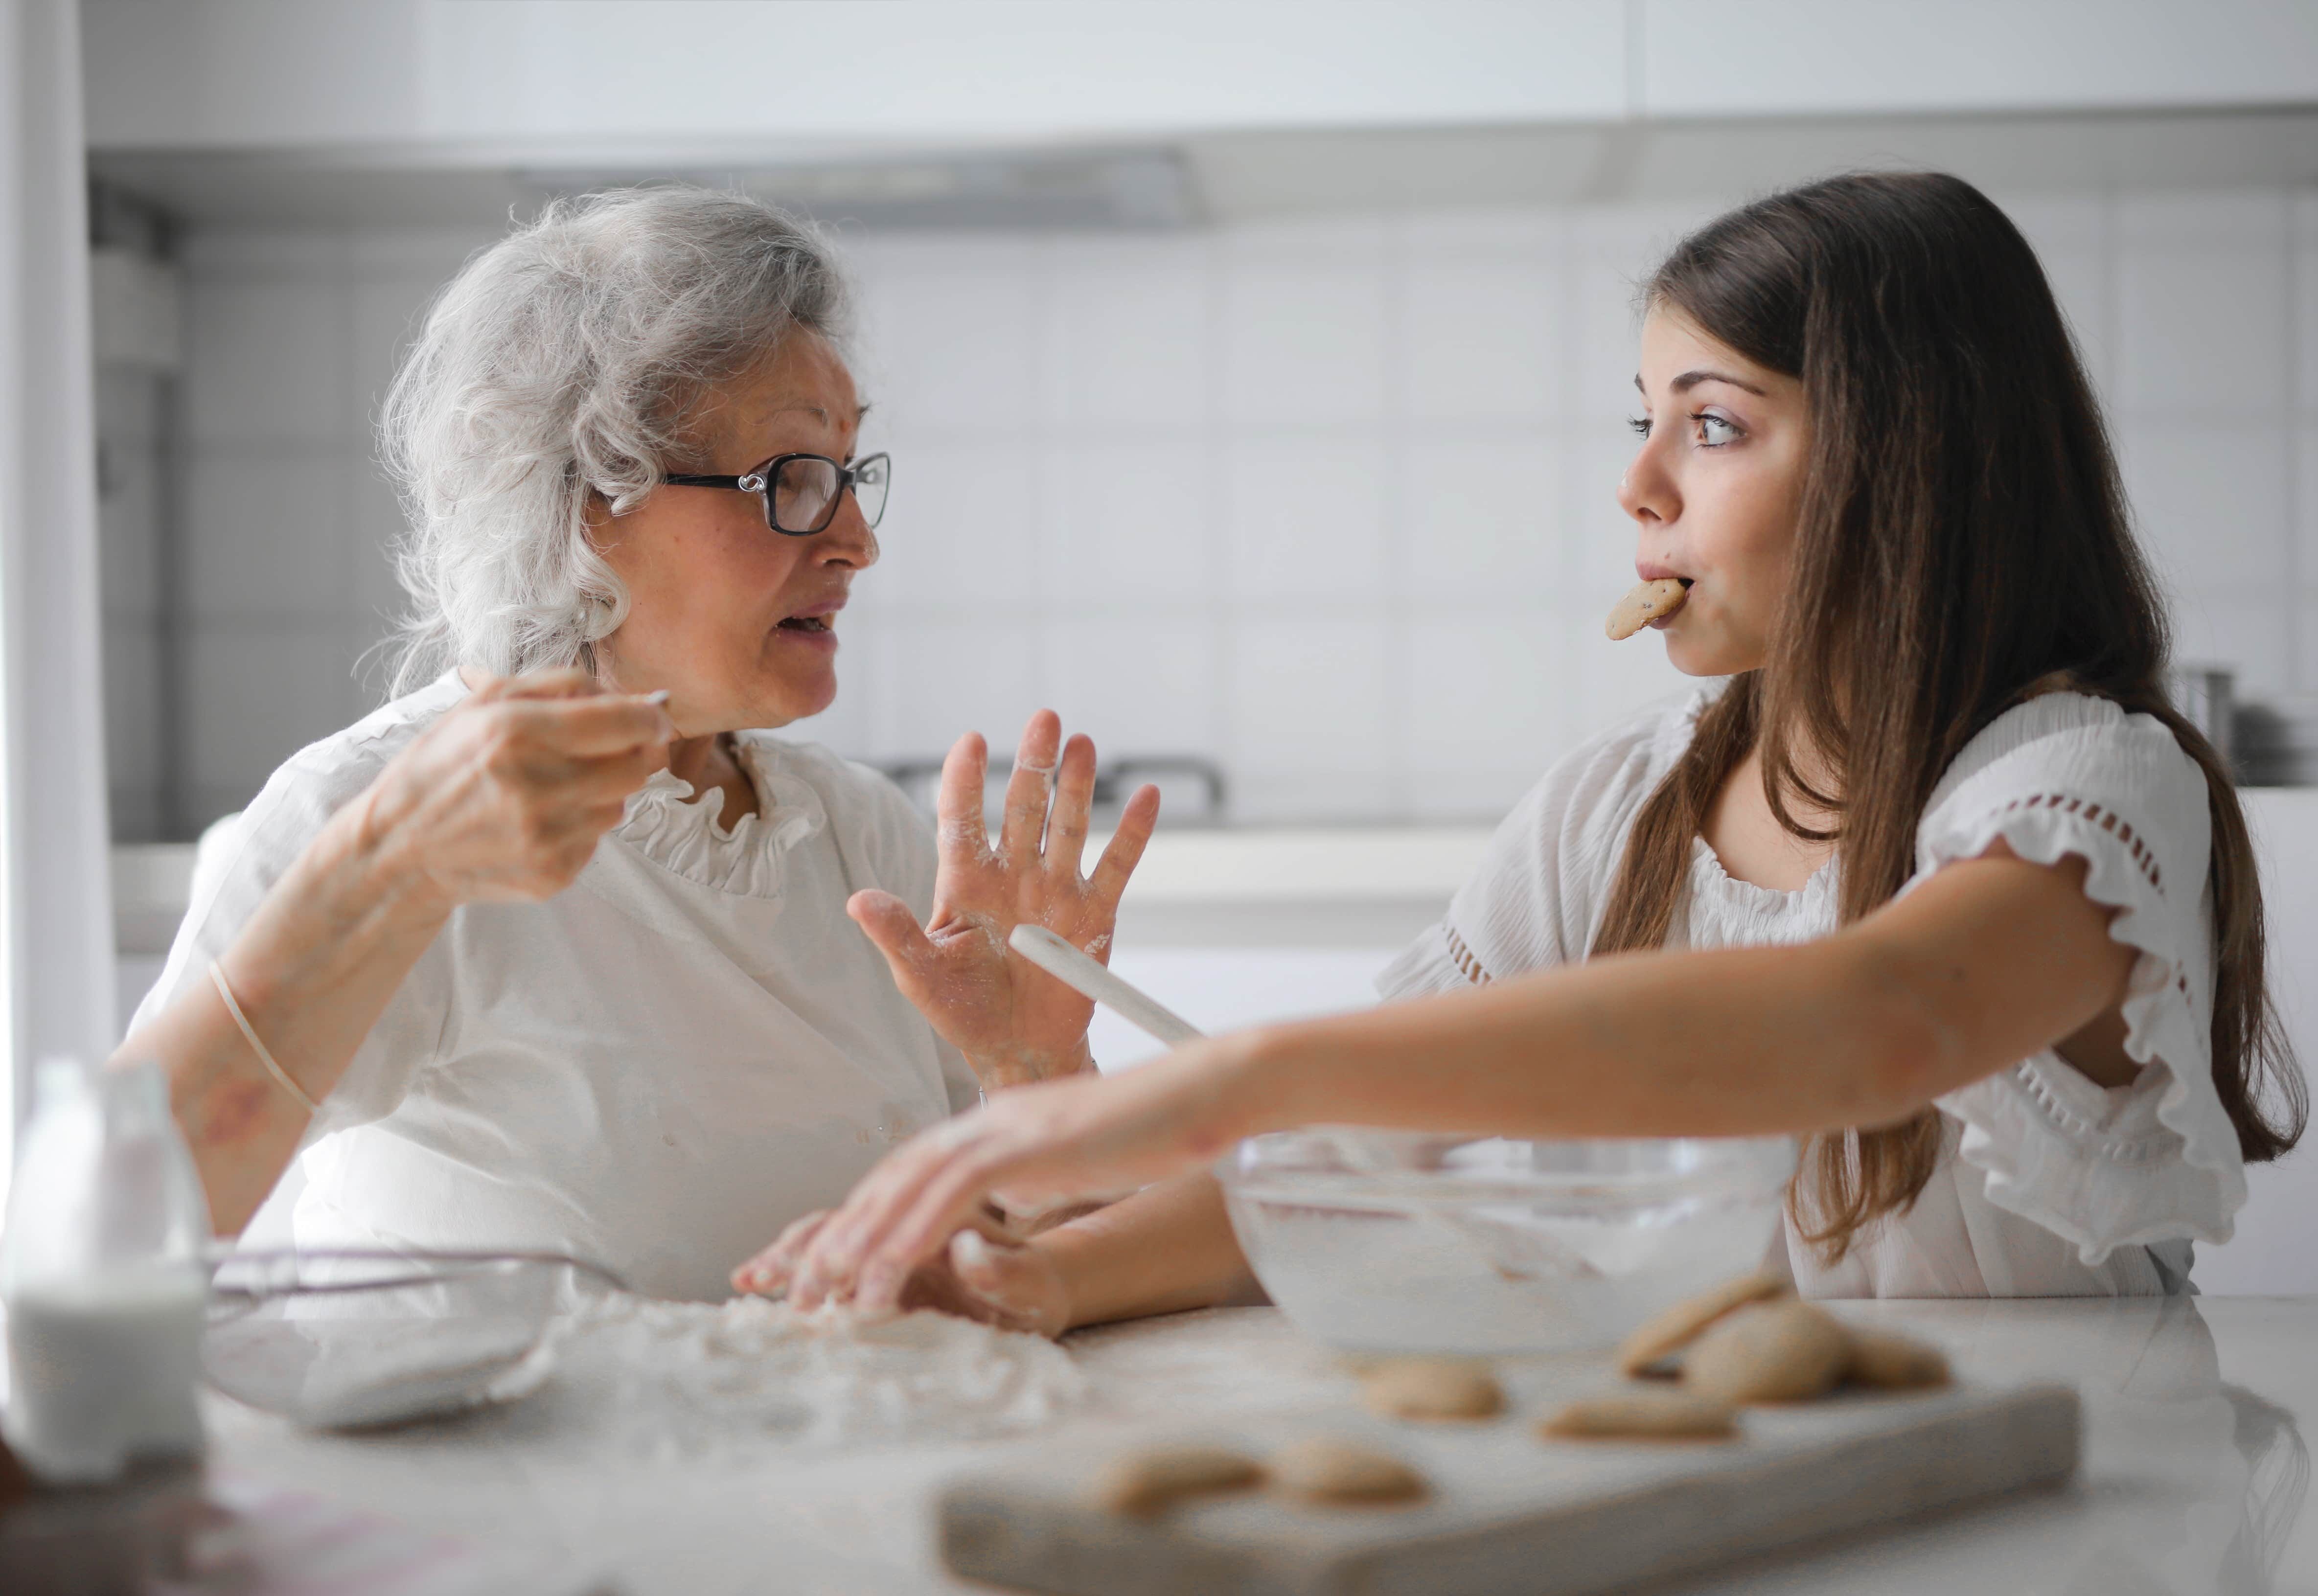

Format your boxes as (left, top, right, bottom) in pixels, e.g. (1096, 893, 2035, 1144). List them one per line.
(936, 732, 992, 859)
(1088, 783, 1161, 910)
(998, 710, 1063, 862)
(1043, 733, 1099, 878)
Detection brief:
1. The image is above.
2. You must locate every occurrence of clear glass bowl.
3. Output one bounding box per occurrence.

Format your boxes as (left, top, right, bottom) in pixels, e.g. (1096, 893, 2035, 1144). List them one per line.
(1216, 1131, 1796, 1355)
(201, 1249, 620, 1429)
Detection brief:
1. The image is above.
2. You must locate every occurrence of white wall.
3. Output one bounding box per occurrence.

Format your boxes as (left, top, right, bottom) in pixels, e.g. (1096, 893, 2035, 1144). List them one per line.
(154, 182, 2318, 829)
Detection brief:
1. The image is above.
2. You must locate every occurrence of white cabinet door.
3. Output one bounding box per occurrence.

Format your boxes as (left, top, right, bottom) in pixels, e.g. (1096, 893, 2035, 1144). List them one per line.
(1643, 0, 2318, 119)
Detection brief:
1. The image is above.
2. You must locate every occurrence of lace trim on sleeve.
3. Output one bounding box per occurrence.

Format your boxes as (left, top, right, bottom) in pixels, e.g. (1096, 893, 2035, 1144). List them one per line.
(1376, 922, 1484, 1001)
(1920, 793, 2246, 1266)
(1443, 923, 1492, 986)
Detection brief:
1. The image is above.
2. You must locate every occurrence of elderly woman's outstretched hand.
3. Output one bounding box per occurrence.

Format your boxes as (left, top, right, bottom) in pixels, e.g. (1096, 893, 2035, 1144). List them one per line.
(849, 711, 1158, 1090)
(350, 668, 675, 908)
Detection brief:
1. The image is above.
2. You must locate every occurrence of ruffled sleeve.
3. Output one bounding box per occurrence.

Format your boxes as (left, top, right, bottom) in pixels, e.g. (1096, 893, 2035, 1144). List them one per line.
(1377, 689, 1716, 1001)
(1911, 693, 2246, 1264)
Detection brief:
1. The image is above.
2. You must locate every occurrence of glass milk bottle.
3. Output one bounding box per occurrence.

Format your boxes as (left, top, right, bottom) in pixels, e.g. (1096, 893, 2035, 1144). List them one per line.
(1, 1057, 211, 1482)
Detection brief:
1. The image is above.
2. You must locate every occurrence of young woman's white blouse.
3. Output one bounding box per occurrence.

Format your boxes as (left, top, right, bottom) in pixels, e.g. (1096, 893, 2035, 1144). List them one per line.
(131, 675, 979, 1301)
(1378, 685, 2244, 1297)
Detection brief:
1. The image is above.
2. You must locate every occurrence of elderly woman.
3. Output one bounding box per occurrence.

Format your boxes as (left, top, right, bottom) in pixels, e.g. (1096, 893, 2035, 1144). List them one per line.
(120, 187, 1153, 1300)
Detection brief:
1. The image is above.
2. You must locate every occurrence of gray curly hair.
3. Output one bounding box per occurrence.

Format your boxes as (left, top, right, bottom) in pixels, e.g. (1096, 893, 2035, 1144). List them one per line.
(380, 185, 852, 694)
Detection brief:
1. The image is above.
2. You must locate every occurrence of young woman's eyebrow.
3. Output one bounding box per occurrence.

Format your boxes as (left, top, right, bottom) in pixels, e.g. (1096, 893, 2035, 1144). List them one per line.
(1629, 371, 1768, 397)
(1671, 369, 1766, 396)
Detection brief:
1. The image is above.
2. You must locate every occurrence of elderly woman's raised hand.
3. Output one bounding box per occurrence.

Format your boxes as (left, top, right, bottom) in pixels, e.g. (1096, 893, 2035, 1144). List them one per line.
(848, 711, 1158, 1091)
(352, 668, 676, 908)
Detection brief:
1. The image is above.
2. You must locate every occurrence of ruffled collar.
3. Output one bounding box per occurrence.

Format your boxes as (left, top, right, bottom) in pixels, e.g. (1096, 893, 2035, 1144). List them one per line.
(1685, 835, 1840, 922)
(614, 733, 827, 898)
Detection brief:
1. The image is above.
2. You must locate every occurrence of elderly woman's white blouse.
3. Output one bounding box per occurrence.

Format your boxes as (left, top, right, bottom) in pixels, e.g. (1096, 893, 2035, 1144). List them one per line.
(1378, 686, 2244, 1298)
(132, 675, 979, 1300)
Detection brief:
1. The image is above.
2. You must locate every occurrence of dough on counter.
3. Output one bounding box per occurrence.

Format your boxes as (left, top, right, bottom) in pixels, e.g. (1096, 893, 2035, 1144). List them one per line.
(1616, 1270, 1790, 1378)
(1605, 577, 1689, 640)
(1844, 1328, 1952, 1390)
(1267, 1438, 1428, 1505)
(1539, 1389, 1738, 1441)
(1682, 1301, 1851, 1405)
(1359, 1358, 1506, 1421)
(1093, 1444, 1263, 1517)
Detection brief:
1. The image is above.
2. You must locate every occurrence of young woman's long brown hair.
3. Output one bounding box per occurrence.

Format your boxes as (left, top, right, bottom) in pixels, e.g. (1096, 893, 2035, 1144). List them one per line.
(1590, 171, 2303, 1259)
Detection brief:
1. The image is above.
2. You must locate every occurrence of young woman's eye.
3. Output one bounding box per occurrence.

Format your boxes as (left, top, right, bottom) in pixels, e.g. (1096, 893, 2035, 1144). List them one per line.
(1627, 415, 1651, 438)
(1693, 412, 1741, 447)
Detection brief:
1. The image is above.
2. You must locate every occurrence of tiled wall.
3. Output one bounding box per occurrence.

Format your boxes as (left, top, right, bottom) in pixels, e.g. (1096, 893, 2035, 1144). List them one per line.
(121, 184, 2318, 834)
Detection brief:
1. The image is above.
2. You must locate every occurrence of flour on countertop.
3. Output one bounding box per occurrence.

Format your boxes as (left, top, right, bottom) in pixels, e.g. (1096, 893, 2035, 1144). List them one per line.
(552, 1293, 1086, 1457)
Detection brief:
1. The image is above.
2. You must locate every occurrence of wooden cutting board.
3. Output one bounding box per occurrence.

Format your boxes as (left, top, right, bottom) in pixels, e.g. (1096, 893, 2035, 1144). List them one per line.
(938, 1382, 2078, 1596)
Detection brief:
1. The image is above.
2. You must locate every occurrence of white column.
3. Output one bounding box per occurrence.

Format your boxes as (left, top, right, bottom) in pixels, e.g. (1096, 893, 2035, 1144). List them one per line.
(0, 0, 115, 1184)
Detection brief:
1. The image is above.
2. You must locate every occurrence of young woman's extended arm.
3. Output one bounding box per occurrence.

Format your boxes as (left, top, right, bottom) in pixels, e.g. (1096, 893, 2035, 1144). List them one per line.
(779, 847, 2137, 1314)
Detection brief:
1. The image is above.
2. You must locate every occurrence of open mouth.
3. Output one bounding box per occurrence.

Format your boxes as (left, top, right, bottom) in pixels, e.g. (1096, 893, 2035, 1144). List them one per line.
(776, 615, 833, 635)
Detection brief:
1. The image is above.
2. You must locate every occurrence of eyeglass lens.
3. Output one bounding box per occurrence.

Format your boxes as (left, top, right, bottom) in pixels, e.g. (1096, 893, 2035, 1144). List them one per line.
(768, 454, 889, 533)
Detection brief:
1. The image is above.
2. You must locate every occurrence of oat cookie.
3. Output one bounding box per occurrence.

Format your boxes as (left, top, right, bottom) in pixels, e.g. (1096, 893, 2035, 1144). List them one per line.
(1616, 1270, 1790, 1378)
(1093, 1444, 1263, 1517)
(1605, 577, 1689, 640)
(1844, 1327, 1952, 1390)
(1539, 1389, 1738, 1440)
(1359, 1358, 1506, 1421)
(1267, 1438, 1428, 1505)
(1682, 1300, 1852, 1405)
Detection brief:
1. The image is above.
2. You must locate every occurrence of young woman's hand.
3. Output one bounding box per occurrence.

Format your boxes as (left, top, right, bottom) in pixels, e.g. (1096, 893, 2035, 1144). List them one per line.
(849, 711, 1159, 1090)
(766, 1040, 1261, 1316)
(346, 669, 675, 910)
(732, 1208, 1073, 1338)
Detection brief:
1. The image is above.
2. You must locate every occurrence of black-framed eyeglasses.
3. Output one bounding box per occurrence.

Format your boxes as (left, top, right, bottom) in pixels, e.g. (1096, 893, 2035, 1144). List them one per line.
(663, 451, 890, 535)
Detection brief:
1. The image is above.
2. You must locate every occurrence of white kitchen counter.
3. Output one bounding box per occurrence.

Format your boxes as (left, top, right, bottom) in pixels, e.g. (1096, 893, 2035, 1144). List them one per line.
(34, 1297, 2313, 1595)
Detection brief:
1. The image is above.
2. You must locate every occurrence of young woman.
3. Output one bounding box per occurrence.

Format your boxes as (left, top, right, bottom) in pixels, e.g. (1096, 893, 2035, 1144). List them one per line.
(737, 171, 2305, 1324)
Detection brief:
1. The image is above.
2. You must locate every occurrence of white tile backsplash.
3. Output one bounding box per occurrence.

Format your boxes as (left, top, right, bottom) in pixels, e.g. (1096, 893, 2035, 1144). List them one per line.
(1401, 436, 1562, 605)
(873, 619, 1041, 761)
(2116, 244, 2290, 413)
(144, 182, 2318, 829)
(1220, 233, 1389, 426)
(872, 442, 1040, 609)
(1043, 235, 1213, 429)
(1404, 616, 1569, 806)
(2115, 420, 2293, 590)
(1038, 615, 1220, 754)
(1400, 226, 1563, 424)
(2173, 587, 2293, 696)
(182, 450, 352, 619)
(1223, 434, 1389, 605)
(1046, 442, 1215, 609)
(853, 239, 1043, 435)
(184, 620, 363, 799)
(181, 280, 350, 444)
(1226, 616, 1392, 798)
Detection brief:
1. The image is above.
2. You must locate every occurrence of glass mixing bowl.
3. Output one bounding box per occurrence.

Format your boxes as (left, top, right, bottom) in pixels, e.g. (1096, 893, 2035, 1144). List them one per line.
(202, 1249, 622, 1429)
(1216, 1131, 1796, 1355)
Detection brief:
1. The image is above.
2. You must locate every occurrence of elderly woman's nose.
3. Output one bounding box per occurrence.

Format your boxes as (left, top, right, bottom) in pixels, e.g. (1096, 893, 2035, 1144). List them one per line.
(815, 492, 880, 568)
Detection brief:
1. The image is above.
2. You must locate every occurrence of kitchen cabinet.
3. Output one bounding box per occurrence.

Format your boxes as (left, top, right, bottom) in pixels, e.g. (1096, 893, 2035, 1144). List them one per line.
(81, 0, 2318, 159)
(1643, 0, 2318, 119)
